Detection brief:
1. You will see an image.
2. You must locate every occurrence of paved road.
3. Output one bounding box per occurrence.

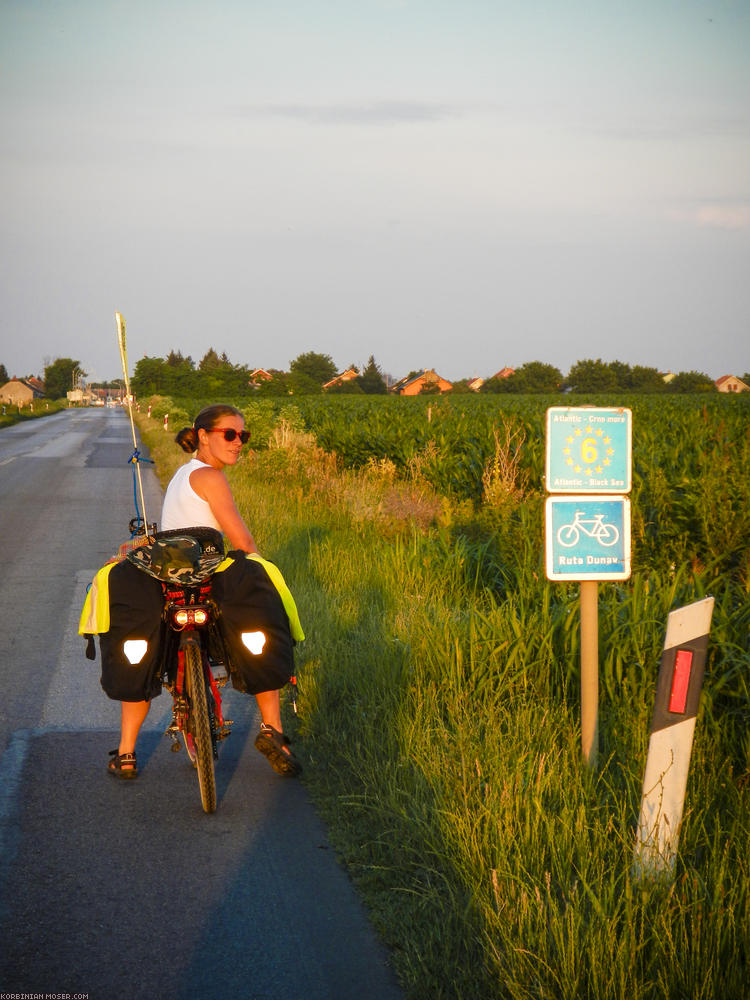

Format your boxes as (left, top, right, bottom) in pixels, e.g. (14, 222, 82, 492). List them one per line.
(0, 408, 402, 1000)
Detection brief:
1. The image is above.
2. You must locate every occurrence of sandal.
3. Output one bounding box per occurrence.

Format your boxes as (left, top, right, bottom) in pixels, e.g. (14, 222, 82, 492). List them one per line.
(107, 749, 138, 779)
(254, 724, 302, 776)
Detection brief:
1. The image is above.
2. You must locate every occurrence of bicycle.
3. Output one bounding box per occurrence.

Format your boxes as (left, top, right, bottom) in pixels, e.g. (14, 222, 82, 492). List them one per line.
(160, 577, 232, 813)
(127, 527, 234, 814)
(556, 510, 620, 548)
(84, 523, 298, 810)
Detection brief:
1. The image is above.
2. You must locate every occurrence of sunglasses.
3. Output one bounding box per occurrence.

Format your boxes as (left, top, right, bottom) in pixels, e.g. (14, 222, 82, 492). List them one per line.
(207, 428, 250, 444)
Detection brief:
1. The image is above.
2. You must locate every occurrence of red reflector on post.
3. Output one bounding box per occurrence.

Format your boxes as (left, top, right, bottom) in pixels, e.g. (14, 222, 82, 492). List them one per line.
(668, 649, 693, 713)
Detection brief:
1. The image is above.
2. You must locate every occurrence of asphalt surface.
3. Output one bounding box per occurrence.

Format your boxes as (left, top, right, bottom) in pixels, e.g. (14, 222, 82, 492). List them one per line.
(0, 407, 403, 1000)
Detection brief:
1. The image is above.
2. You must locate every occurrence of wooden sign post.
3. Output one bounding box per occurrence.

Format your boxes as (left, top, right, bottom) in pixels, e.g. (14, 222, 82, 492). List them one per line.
(544, 407, 632, 768)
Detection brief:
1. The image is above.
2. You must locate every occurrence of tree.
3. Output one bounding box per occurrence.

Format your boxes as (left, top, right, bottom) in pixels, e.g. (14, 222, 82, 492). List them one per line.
(667, 371, 716, 393)
(198, 348, 222, 372)
(608, 360, 632, 389)
(0, 363, 8, 383)
(44, 357, 86, 399)
(256, 372, 292, 396)
(289, 351, 337, 385)
(447, 378, 475, 394)
(564, 359, 618, 393)
(483, 361, 562, 393)
(629, 365, 665, 392)
(131, 356, 168, 396)
(166, 349, 194, 369)
(356, 356, 387, 394)
(162, 350, 197, 394)
(288, 351, 337, 394)
(511, 361, 562, 393)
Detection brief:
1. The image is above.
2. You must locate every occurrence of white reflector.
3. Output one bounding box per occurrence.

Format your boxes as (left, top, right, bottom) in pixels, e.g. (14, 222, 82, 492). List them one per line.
(123, 639, 148, 664)
(241, 631, 266, 655)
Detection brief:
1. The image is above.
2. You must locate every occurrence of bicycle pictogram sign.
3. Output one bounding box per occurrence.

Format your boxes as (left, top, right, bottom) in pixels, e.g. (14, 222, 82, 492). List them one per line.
(557, 510, 620, 548)
(545, 496, 631, 581)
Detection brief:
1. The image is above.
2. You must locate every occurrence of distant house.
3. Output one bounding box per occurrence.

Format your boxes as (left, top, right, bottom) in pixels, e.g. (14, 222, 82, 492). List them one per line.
(660, 372, 676, 384)
(0, 378, 46, 406)
(90, 387, 121, 403)
(391, 369, 453, 396)
(26, 376, 46, 395)
(322, 367, 359, 390)
(715, 374, 749, 393)
(249, 368, 273, 386)
(490, 367, 515, 381)
(467, 377, 485, 392)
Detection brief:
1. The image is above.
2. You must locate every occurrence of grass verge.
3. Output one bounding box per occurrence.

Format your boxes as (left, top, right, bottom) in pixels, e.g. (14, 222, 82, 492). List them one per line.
(136, 410, 749, 1000)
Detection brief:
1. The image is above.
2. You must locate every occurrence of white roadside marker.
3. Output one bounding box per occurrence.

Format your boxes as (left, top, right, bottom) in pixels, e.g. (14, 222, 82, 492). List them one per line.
(633, 596, 714, 881)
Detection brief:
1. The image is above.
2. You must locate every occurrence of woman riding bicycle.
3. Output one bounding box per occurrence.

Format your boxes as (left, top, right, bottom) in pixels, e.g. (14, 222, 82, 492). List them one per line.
(108, 403, 301, 779)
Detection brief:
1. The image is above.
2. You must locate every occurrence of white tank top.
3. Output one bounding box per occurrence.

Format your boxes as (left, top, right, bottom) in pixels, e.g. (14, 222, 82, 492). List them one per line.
(161, 458, 223, 533)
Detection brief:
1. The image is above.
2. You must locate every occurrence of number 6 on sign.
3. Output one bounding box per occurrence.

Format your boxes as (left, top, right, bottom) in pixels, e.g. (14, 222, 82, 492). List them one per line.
(581, 437, 598, 465)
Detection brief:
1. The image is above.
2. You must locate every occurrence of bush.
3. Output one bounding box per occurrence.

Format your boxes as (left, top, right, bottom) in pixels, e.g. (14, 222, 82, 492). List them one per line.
(241, 401, 277, 450)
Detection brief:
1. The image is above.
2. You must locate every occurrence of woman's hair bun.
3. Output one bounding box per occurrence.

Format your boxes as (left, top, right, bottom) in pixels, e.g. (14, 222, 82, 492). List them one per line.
(175, 426, 198, 453)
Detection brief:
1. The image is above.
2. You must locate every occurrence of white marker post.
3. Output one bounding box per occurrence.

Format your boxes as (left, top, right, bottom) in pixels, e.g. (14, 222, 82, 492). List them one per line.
(633, 596, 714, 881)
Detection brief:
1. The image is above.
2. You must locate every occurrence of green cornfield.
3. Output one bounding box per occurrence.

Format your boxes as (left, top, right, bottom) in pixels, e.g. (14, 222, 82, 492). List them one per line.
(138, 393, 749, 1000)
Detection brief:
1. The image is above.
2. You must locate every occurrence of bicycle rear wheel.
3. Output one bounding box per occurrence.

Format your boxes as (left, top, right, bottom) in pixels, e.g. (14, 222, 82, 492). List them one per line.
(184, 639, 217, 813)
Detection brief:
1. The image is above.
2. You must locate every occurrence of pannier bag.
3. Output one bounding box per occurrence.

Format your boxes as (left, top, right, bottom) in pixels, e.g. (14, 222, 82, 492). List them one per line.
(80, 544, 304, 701)
(79, 558, 165, 702)
(210, 552, 305, 695)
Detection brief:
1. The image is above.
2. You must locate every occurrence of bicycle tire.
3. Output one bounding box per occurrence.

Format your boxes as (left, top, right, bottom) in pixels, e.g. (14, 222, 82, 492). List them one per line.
(184, 640, 217, 813)
(557, 525, 580, 547)
(597, 524, 620, 547)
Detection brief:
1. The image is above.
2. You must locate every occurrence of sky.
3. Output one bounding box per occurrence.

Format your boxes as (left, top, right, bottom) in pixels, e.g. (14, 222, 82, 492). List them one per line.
(1, 0, 748, 385)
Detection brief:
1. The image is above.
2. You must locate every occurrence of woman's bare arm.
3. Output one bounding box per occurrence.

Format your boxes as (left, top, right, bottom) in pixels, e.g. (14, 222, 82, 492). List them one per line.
(190, 467, 258, 553)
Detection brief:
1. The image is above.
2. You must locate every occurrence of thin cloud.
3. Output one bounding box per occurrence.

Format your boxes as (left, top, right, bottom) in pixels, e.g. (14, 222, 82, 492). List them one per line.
(667, 202, 750, 230)
(582, 110, 750, 144)
(695, 204, 750, 230)
(240, 100, 459, 125)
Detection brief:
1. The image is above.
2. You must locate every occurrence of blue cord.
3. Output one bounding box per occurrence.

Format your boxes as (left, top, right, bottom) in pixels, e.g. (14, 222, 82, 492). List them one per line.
(127, 449, 155, 537)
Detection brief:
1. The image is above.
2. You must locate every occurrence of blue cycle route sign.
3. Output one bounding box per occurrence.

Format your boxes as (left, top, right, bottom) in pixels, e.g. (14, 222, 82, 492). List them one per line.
(546, 407, 632, 493)
(545, 496, 631, 581)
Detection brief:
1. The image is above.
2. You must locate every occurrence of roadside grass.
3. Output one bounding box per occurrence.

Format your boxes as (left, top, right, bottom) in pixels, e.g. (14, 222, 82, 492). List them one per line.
(136, 408, 750, 1000)
(0, 399, 68, 429)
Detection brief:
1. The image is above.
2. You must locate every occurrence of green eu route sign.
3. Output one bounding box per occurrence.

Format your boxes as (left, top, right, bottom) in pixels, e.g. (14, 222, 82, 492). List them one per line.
(546, 407, 632, 494)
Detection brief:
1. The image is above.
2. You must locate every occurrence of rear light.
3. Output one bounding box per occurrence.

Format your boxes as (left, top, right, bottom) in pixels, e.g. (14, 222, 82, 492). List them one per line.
(123, 639, 148, 664)
(172, 608, 209, 627)
(241, 631, 266, 655)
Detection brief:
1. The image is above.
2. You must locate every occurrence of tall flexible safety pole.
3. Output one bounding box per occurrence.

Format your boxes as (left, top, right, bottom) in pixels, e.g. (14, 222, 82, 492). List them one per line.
(116, 311, 150, 534)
